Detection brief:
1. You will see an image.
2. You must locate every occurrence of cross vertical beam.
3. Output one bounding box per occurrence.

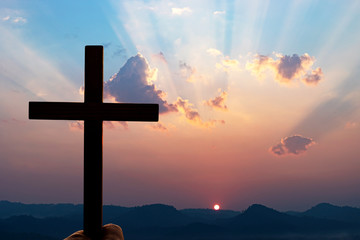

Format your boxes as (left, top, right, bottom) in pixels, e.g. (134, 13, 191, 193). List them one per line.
(28, 45, 159, 240)
(84, 46, 103, 239)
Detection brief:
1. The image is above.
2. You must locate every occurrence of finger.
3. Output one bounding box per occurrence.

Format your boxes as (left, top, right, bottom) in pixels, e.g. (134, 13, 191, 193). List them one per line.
(102, 224, 124, 240)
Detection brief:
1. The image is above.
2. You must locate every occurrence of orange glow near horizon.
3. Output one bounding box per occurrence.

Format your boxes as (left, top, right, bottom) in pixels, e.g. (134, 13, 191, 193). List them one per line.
(214, 204, 220, 210)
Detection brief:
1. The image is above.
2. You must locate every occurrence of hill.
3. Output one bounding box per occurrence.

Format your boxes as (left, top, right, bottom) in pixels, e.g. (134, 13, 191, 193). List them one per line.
(1, 201, 360, 240)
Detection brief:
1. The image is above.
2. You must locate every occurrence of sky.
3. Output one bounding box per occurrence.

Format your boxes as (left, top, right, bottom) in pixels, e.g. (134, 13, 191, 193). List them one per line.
(0, 0, 359, 212)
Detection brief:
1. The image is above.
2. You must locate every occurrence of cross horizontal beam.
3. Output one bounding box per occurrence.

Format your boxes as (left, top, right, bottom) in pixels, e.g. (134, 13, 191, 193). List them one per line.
(29, 102, 159, 121)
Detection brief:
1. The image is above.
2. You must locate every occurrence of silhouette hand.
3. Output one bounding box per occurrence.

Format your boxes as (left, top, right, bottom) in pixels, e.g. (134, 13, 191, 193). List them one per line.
(65, 224, 124, 240)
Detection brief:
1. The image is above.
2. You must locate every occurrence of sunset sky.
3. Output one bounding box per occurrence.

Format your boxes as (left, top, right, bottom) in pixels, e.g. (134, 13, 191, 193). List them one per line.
(0, 0, 360, 211)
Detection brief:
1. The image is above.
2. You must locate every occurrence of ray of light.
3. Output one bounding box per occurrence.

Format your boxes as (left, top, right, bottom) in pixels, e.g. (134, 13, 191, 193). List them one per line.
(0, 25, 79, 102)
(223, 0, 235, 56)
(316, 1, 360, 62)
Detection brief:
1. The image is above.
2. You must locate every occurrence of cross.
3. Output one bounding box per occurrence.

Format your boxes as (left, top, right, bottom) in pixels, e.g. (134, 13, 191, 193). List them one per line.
(29, 46, 159, 239)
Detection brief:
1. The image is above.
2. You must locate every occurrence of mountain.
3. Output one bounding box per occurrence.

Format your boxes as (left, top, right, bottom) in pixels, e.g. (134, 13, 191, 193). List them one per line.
(0, 200, 131, 221)
(180, 208, 240, 222)
(0, 200, 82, 218)
(0, 231, 59, 240)
(290, 203, 360, 224)
(1, 201, 360, 240)
(111, 204, 193, 228)
(0, 215, 81, 239)
(220, 204, 357, 234)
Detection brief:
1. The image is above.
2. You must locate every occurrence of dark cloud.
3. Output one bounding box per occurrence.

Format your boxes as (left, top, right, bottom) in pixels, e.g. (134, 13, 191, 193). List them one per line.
(247, 53, 323, 85)
(302, 67, 323, 85)
(205, 91, 228, 110)
(104, 53, 177, 114)
(277, 54, 300, 79)
(104, 53, 225, 128)
(270, 135, 315, 156)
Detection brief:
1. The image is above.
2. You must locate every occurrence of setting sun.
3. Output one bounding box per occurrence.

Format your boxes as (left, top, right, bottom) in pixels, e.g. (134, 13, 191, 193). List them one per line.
(213, 204, 220, 211)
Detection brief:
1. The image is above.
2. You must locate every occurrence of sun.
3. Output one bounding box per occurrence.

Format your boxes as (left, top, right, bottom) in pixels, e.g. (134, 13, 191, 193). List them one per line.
(213, 204, 220, 211)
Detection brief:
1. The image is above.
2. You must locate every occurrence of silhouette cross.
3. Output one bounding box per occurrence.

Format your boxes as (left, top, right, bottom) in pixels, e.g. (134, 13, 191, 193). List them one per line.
(29, 46, 159, 239)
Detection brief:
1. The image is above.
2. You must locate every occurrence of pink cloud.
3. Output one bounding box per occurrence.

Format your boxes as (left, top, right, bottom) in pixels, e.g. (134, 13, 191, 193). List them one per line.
(69, 121, 84, 131)
(69, 121, 124, 131)
(152, 52, 167, 64)
(148, 122, 167, 131)
(175, 97, 201, 123)
(205, 91, 228, 111)
(175, 97, 222, 127)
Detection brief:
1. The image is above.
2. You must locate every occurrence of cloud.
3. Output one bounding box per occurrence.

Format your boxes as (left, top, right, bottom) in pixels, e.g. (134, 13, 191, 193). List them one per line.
(1, 9, 27, 24)
(207, 48, 223, 57)
(302, 67, 323, 85)
(69, 121, 84, 131)
(345, 121, 357, 129)
(179, 61, 196, 82)
(175, 97, 223, 127)
(152, 52, 167, 64)
(104, 53, 224, 128)
(12, 17, 26, 24)
(173, 95, 226, 127)
(104, 53, 177, 114)
(112, 46, 126, 58)
(213, 10, 226, 15)
(205, 91, 228, 111)
(69, 121, 125, 131)
(216, 58, 240, 72)
(171, 7, 192, 15)
(269, 135, 315, 156)
(104, 121, 116, 129)
(175, 97, 201, 124)
(0, 118, 26, 125)
(103, 42, 112, 48)
(246, 53, 323, 85)
(148, 122, 167, 131)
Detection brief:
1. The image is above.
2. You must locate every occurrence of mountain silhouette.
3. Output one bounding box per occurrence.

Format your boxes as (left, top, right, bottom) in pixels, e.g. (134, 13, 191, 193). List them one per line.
(180, 208, 240, 222)
(290, 203, 360, 224)
(0, 200, 82, 218)
(1, 201, 360, 240)
(111, 204, 193, 228)
(220, 204, 357, 234)
(0, 215, 81, 239)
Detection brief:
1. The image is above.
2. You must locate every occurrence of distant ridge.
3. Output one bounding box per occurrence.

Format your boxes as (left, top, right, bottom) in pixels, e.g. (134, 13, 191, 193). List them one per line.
(111, 204, 192, 228)
(1, 200, 360, 240)
(0, 200, 82, 218)
(219, 204, 356, 234)
(289, 202, 360, 224)
(180, 208, 240, 222)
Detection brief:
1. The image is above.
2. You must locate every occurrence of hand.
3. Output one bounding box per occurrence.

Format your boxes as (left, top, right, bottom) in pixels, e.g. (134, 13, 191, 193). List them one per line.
(65, 224, 124, 240)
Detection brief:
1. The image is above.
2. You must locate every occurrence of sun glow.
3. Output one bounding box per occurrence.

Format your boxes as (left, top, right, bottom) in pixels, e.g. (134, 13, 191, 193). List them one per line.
(214, 204, 220, 211)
